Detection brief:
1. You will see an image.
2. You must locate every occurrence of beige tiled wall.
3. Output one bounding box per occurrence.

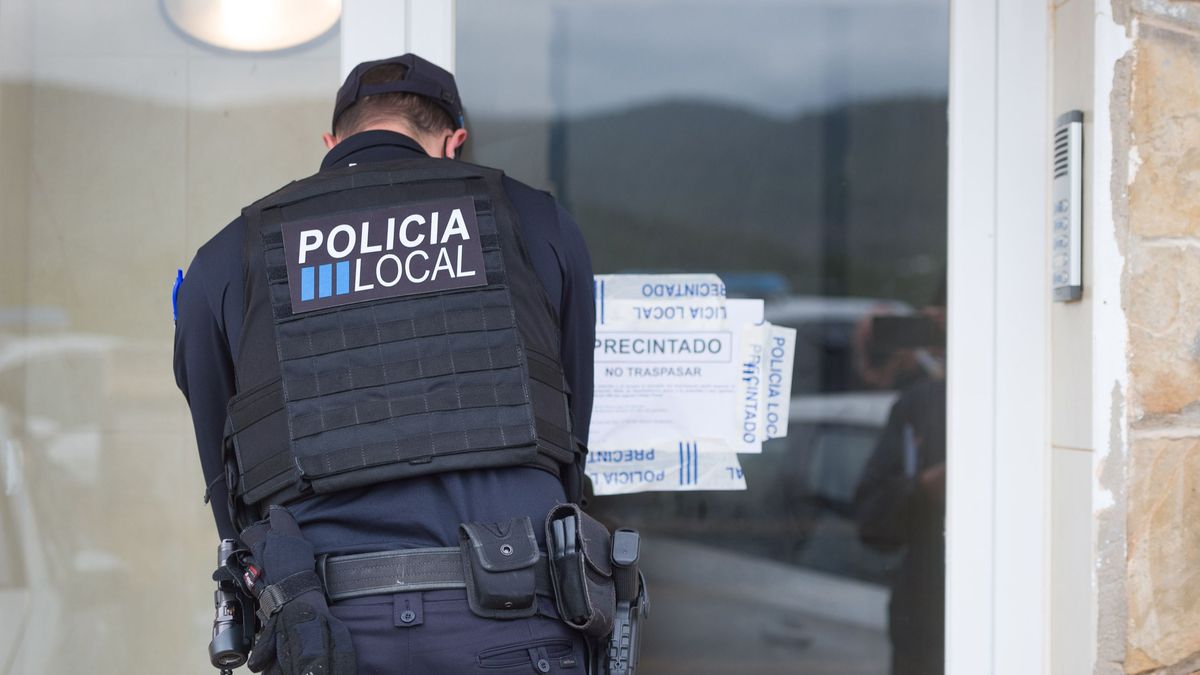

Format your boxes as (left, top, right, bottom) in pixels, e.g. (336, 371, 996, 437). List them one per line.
(1050, 445, 1095, 675)
(1049, 0, 1098, 673)
(1050, 0, 1095, 454)
(0, 2, 338, 673)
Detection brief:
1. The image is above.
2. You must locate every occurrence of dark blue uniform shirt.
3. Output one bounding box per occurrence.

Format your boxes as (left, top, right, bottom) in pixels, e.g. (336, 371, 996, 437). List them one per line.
(173, 131, 594, 554)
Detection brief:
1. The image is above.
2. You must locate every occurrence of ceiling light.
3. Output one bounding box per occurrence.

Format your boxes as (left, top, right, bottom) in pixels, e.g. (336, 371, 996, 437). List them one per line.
(164, 0, 341, 53)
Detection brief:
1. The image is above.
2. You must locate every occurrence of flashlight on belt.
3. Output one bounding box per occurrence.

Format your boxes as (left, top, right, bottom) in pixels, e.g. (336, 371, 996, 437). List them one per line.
(209, 539, 254, 673)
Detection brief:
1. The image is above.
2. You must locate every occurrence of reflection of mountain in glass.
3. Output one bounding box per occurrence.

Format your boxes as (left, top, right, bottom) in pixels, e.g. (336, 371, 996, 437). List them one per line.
(467, 96, 948, 306)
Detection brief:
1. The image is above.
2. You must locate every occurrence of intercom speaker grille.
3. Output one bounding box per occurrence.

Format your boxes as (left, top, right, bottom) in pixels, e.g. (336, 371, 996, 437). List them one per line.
(1053, 127, 1070, 178)
(1052, 110, 1083, 303)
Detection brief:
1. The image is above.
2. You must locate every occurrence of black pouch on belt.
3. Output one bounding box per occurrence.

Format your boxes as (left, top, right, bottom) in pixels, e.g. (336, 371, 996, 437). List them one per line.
(459, 516, 540, 619)
(545, 503, 616, 639)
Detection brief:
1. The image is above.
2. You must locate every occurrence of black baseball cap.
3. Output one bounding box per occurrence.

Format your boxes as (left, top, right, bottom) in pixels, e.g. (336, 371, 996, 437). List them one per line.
(332, 53, 465, 132)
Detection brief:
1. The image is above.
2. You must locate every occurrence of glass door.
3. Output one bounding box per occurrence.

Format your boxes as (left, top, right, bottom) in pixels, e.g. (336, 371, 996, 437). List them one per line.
(457, 2, 948, 672)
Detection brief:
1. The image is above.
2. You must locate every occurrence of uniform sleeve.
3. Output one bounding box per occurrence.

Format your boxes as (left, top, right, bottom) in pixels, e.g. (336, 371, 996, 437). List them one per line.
(173, 261, 239, 540)
(554, 204, 595, 446)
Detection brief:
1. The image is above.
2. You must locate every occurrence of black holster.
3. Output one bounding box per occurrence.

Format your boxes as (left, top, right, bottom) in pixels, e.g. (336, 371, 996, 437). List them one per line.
(600, 528, 648, 675)
(546, 512, 648, 675)
(545, 504, 617, 639)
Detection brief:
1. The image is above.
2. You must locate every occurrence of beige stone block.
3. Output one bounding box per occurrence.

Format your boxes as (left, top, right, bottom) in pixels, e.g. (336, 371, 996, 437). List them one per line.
(1126, 335, 1200, 419)
(1130, 0, 1200, 35)
(1128, 33, 1200, 238)
(1125, 245, 1200, 417)
(1131, 34, 1200, 140)
(1127, 140, 1200, 239)
(1125, 646, 1162, 674)
(1127, 248, 1182, 335)
(1126, 437, 1200, 670)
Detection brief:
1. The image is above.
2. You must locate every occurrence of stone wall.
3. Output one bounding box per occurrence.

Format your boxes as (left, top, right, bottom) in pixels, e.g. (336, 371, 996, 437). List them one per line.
(1110, 1, 1200, 672)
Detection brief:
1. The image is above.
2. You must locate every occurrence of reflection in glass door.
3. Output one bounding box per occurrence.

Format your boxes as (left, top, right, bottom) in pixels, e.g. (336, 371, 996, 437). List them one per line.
(459, 2, 949, 672)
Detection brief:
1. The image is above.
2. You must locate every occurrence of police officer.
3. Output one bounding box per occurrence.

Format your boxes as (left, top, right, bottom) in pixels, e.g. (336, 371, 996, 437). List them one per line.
(174, 54, 597, 674)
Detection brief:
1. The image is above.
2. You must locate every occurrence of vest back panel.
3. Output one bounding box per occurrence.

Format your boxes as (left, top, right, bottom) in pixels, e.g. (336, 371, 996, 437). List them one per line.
(225, 159, 577, 517)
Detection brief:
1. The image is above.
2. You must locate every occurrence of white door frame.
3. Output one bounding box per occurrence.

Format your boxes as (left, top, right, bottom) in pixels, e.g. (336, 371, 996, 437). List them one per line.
(947, 0, 1051, 674)
(339, 0, 456, 78)
(341, 1, 1056, 672)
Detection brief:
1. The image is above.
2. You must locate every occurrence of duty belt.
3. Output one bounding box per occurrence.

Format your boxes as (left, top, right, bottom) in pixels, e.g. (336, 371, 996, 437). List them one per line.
(315, 547, 555, 603)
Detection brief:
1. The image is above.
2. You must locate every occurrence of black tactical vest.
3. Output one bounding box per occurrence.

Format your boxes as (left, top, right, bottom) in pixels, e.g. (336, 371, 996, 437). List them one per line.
(222, 158, 580, 525)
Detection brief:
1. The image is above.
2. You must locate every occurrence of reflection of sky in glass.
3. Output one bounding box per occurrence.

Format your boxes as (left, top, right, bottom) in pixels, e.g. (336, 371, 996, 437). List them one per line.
(457, 0, 948, 118)
(461, 9, 950, 671)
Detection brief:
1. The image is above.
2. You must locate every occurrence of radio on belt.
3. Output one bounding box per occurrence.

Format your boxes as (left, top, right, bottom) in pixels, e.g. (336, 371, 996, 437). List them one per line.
(1052, 110, 1083, 302)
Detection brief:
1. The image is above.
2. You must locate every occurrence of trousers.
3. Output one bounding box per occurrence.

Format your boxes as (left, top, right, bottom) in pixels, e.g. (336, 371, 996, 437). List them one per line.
(328, 589, 587, 674)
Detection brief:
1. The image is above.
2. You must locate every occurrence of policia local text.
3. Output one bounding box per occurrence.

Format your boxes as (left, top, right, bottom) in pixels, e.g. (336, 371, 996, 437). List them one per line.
(296, 207, 477, 289)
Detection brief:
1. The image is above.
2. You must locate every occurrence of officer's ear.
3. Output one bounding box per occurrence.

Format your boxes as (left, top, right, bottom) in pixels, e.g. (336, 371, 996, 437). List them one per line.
(322, 132, 339, 150)
(445, 128, 468, 160)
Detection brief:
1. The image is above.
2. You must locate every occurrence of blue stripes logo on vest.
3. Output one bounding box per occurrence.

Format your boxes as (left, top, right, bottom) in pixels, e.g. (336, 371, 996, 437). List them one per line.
(299, 261, 352, 301)
(678, 442, 699, 486)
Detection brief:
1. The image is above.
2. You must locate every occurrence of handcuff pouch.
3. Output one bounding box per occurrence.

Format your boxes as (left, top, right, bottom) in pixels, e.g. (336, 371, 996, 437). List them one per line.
(459, 516, 539, 619)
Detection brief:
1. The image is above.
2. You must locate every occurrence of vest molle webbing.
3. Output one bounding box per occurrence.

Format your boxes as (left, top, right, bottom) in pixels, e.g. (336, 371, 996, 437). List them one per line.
(223, 159, 579, 521)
